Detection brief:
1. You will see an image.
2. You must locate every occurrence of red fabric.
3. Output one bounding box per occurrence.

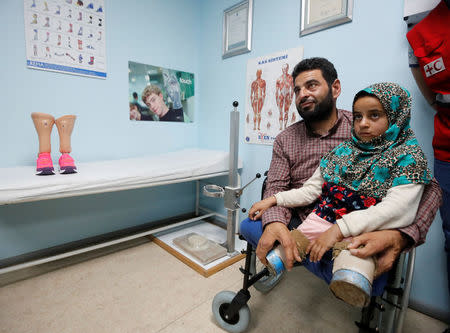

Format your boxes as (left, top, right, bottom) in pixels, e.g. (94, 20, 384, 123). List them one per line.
(406, 1, 450, 94)
(433, 104, 450, 161)
(407, 1, 450, 162)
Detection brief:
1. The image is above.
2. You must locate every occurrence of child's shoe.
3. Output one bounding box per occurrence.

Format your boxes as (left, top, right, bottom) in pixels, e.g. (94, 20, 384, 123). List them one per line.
(36, 152, 55, 175)
(59, 153, 77, 174)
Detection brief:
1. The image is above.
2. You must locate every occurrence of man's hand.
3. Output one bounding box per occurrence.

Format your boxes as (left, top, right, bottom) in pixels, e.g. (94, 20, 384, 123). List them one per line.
(307, 224, 343, 262)
(256, 223, 301, 271)
(347, 230, 409, 277)
(248, 196, 277, 220)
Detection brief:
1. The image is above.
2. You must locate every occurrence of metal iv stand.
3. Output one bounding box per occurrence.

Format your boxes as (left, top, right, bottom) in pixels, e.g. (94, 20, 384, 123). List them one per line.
(203, 101, 261, 255)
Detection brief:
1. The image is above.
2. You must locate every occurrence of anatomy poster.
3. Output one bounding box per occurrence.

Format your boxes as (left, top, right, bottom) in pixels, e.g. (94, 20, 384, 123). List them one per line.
(244, 46, 304, 145)
(24, 0, 106, 79)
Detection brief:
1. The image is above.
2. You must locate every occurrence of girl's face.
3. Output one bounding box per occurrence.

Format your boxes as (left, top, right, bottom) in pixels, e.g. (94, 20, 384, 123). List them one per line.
(353, 96, 389, 142)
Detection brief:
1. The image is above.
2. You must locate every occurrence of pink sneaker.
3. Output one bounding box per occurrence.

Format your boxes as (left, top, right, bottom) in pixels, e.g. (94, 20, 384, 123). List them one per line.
(59, 153, 77, 174)
(36, 152, 55, 175)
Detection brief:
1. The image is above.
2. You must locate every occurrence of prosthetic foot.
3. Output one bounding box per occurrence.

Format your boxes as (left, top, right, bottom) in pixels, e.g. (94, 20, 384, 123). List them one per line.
(265, 229, 310, 276)
(31, 112, 55, 175)
(55, 115, 77, 174)
(58, 153, 77, 174)
(329, 249, 375, 308)
(36, 152, 55, 175)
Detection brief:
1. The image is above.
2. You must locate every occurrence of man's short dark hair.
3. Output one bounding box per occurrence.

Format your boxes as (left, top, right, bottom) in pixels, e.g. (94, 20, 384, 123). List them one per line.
(291, 57, 338, 86)
(133, 92, 138, 99)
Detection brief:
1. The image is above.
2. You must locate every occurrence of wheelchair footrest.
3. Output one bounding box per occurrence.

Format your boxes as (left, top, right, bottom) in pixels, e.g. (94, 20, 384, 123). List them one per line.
(239, 267, 252, 276)
(354, 321, 379, 332)
(384, 286, 403, 296)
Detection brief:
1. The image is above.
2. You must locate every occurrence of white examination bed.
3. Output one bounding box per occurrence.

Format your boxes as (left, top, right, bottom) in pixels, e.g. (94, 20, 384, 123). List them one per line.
(0, 148, 242, 273)
(0, 148, 240, 205)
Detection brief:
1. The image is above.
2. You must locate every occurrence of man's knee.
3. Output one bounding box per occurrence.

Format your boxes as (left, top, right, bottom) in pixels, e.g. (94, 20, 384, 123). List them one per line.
(240, 217, 263, 248)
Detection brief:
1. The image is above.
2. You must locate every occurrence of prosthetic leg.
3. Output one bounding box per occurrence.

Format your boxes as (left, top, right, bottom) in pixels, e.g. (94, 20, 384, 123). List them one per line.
(55, 115, 77, 174)
(266, 229, 375, 307)
(329, 249, 375, 308)
(31, 113, 77, 175)
(265, 229, 309, 275)
(31, 112, 55, 175)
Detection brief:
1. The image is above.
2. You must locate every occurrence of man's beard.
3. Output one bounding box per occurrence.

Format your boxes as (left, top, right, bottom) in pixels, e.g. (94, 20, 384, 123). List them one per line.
(296, 89, 334, 123)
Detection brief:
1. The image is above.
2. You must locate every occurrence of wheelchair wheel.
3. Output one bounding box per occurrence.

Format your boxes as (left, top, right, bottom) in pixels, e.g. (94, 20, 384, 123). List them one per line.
(212, 291, 250, 333)
(250, 250, 285, 293)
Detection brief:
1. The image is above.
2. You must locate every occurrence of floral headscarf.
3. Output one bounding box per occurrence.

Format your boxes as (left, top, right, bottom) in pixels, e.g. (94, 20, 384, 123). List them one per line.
(320, 82, 432, 199)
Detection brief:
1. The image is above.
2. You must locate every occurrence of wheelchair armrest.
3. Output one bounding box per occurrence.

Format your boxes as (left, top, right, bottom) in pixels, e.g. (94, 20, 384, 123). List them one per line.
(260, 170, 269, 200)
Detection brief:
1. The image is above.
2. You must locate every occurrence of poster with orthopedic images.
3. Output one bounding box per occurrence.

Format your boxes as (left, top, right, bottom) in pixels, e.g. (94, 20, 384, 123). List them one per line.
(128, 61, 194, 123)
(24, 0, 106, 79)
(244, 46, 304, 145)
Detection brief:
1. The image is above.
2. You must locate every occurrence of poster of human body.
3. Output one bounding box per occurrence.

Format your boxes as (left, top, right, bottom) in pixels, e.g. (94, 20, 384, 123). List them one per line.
(24, 0, 106, 79)
(244, 47, 304, 145)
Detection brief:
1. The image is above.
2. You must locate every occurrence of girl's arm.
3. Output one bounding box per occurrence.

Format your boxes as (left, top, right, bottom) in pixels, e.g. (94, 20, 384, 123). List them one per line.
(336, 183, 425, 238)
(248, 166, 323, 220)
(274, 166, 323, 207)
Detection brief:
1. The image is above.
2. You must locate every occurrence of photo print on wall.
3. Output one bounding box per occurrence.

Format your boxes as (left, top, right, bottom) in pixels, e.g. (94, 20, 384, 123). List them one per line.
(128, 61, 195, 123)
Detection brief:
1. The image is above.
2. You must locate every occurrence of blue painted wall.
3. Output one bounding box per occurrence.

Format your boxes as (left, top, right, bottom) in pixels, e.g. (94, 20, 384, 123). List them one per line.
(0, 0, 201, 165)
(198, 0, 449, 321)
(0, 0, 448, 320)
(0, 0, 202, 258)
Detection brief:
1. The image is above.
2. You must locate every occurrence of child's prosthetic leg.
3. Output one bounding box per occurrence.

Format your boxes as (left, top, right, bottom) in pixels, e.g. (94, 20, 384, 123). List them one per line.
(31, 112, 55, 175)
(55, 115, 77, 174)
(329, 249, 375, 308)
(265, 229, 310, 275)
(266, 228, 375, 308)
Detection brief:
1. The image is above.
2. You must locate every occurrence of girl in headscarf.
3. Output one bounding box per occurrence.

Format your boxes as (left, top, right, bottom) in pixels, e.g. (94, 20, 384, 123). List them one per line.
(249, 82, 432, 307)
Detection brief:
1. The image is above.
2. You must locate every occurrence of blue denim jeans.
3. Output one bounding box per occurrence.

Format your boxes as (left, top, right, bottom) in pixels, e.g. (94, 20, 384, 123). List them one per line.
(435, 158, 450, 294)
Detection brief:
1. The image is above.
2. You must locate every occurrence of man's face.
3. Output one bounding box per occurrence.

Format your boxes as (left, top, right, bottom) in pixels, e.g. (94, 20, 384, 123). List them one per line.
(144, 93, 165, 117)
(293, 69, 335, 123)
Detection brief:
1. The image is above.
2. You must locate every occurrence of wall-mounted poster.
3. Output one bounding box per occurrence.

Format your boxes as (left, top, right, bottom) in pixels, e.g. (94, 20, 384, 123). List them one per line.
(24, 0, 106, 79)
(128, 61, 194, 123)
(244, 46, 304, 145)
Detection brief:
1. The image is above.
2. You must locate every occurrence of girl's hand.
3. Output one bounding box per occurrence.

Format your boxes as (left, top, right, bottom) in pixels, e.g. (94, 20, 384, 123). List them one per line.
(248, 196, 277, 220)
(307, 224, 343, 262)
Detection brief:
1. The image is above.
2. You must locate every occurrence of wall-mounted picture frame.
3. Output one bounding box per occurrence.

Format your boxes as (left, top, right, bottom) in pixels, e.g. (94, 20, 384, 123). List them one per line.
(128, 61, 195, 123)
(300, 0, 353, 37)
(222, 0, 253, 59)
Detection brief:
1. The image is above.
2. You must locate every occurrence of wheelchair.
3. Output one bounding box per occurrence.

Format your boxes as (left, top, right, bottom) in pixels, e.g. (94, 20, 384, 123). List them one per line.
(212, 172, 416, 333)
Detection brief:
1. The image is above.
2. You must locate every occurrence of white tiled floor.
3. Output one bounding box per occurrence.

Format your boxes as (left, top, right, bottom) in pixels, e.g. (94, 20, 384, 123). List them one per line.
(0, 237, 447, 333)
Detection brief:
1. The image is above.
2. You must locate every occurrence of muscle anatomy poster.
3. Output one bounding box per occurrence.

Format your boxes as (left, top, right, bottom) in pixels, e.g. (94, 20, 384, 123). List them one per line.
(244, 47, 304, 145)
(24, 0, 106, 79)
